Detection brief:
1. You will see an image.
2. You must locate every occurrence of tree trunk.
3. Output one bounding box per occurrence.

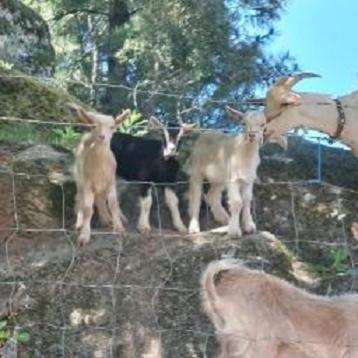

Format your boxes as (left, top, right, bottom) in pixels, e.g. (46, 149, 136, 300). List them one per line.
(105, 0, 130, 114)
(88, 14, 99, 107)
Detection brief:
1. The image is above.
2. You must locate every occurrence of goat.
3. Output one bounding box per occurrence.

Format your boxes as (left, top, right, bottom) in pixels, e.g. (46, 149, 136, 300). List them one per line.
(201, 259, 358, 358)
(187, 107, 264, 238)
(110, 118, 196, 234)
(72, 105, 130, 245)
(352, 222, 358, 241)
(251, 73, 358, 155)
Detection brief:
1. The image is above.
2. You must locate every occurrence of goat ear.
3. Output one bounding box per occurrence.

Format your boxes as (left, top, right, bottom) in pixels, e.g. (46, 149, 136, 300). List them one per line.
(75, 107, 96, 124)
(226, 106, 244, 122)
(68, 103, 90, 124)
(148, 116, 164, 130)
(114, 109, 131, 127)
(181, 122, 197, 132)
(281, 91, 302, 105)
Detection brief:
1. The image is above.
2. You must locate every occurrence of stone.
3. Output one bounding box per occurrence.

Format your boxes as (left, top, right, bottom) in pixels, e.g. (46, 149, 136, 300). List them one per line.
(0, 0, 55, 76)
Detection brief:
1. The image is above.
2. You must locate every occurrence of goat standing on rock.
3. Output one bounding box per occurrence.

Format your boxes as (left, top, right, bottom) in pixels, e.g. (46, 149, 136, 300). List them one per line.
(72, 105, 130, 245)
(187, 107, 264, 238)
(110, 117, 196, 234)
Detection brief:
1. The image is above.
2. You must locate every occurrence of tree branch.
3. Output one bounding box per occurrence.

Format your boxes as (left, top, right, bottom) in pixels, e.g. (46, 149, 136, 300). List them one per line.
(51, 8, 109, 22)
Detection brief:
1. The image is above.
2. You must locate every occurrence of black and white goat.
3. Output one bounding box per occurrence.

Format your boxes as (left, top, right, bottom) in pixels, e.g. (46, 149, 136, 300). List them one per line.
(110, 117, 195, 234)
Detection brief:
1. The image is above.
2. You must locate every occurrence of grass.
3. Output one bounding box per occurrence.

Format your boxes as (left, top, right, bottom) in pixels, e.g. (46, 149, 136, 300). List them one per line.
(308, 248, 351, 276)
(0, 110, 147, 149)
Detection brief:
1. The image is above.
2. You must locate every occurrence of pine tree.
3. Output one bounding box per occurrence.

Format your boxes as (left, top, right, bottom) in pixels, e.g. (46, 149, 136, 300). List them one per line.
(23, 0, 297, 125)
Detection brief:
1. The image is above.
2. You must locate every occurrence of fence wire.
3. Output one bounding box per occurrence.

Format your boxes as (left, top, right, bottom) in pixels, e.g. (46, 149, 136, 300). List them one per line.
(0, 73, 357, 357)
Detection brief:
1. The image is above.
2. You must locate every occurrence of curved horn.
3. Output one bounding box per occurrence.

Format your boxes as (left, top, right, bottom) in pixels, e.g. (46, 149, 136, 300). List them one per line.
(148, 116, 165, 130)
(245, 97, 266, 106)
(274, 72, 321, 90)
(67, 103, 97, 124)
(225, 106, 244, 119)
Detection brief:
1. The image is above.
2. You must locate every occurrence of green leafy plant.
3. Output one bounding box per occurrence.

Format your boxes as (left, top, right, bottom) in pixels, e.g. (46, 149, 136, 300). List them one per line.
(330, 248, 350, 273)
(117, 110, 147, 136)
(52, 126, 82, 147)
(308, 248, 350, 276)
(0, 320, 31, 349)
(0, 60, 14, 71)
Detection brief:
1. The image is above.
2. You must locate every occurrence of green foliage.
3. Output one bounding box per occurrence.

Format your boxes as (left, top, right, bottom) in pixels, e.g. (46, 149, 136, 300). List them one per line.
(331, 249, 350, 273)
(0, 115, 148, 147)
(0, 123, 51, 144)
(0, 320, 30, 346)
(14, 331, 31, 344)
(0, 63, 81, 124)
(22, 0, 297, 126)
(52, 126, 82, 147)
(308, 248, 350, 276)
(117, 110, 147, 136)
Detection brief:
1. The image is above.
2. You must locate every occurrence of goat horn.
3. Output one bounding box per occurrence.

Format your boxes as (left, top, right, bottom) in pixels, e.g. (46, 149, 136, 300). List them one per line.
(225, 106, 244, 118)
(67, 102, 82, 111)
(245, 98, 266, 106)
(274, 72, 321, 90)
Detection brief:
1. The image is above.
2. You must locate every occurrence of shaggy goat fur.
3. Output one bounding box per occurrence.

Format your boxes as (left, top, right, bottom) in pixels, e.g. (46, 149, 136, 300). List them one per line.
(187, 108, 264, 238)
(72, 105, 130, 245)
(201, 259, 358, 358)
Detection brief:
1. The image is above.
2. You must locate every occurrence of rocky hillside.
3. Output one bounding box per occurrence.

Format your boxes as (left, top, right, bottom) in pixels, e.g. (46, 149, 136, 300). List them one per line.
(0, 63, 358, 357)
(0, 0, 55, 76)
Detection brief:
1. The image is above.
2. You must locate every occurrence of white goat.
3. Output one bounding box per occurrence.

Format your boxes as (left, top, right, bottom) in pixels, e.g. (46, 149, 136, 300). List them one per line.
(187, 107, 264, 238)
(253, 73, 358, 155)
(352, 222, 358, 241)
(72, 105, 130, 245)
(201, 259, 358, 358)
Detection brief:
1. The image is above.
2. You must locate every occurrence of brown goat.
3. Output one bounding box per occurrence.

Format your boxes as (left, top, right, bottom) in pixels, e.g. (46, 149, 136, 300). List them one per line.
(201, 259, 358, 358)
(72, 105, 130, 245)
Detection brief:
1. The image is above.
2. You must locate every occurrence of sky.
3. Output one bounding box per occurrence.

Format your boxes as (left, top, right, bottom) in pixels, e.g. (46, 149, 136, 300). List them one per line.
(272, 0, 358, 97)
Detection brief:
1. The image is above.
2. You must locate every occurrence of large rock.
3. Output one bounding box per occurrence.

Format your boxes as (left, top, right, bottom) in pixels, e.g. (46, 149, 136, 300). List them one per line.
(10, 144, 75, 230)
(0, 137, 357, 356)
(0, 64, 82, 125)
(0, 230, 303, 357)
(0, 0, 55, 76)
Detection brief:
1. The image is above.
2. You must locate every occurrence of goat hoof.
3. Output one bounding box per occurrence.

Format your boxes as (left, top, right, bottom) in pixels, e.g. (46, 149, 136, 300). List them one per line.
(228, 228, 242, 239)
(137, 225, 151, 235)
(188, 221, 200, 234)
(113, 226, 126, 235)
(177, 225, 188, 235)
(243, 222, 256, 234)
(78, 234, 90, 246)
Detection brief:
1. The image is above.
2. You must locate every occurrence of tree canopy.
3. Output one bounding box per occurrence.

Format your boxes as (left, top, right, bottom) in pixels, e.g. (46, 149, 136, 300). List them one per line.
(22, 0, 297, 126)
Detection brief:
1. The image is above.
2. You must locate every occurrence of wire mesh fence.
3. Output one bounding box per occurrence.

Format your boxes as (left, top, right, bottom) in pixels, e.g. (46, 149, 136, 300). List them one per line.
(0, 73, 358, 357)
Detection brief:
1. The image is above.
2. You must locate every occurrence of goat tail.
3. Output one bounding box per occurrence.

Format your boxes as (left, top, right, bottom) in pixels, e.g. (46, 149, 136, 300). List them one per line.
(201, 259, 241, 329)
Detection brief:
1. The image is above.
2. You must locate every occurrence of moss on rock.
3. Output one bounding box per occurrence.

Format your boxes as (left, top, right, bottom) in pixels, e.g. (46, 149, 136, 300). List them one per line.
(0, 64, 81, 123)
(0, 0, 55, 76)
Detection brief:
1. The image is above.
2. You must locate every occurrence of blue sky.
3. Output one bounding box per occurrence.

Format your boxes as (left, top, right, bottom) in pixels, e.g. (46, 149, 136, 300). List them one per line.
(272, 0, 358, 96)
